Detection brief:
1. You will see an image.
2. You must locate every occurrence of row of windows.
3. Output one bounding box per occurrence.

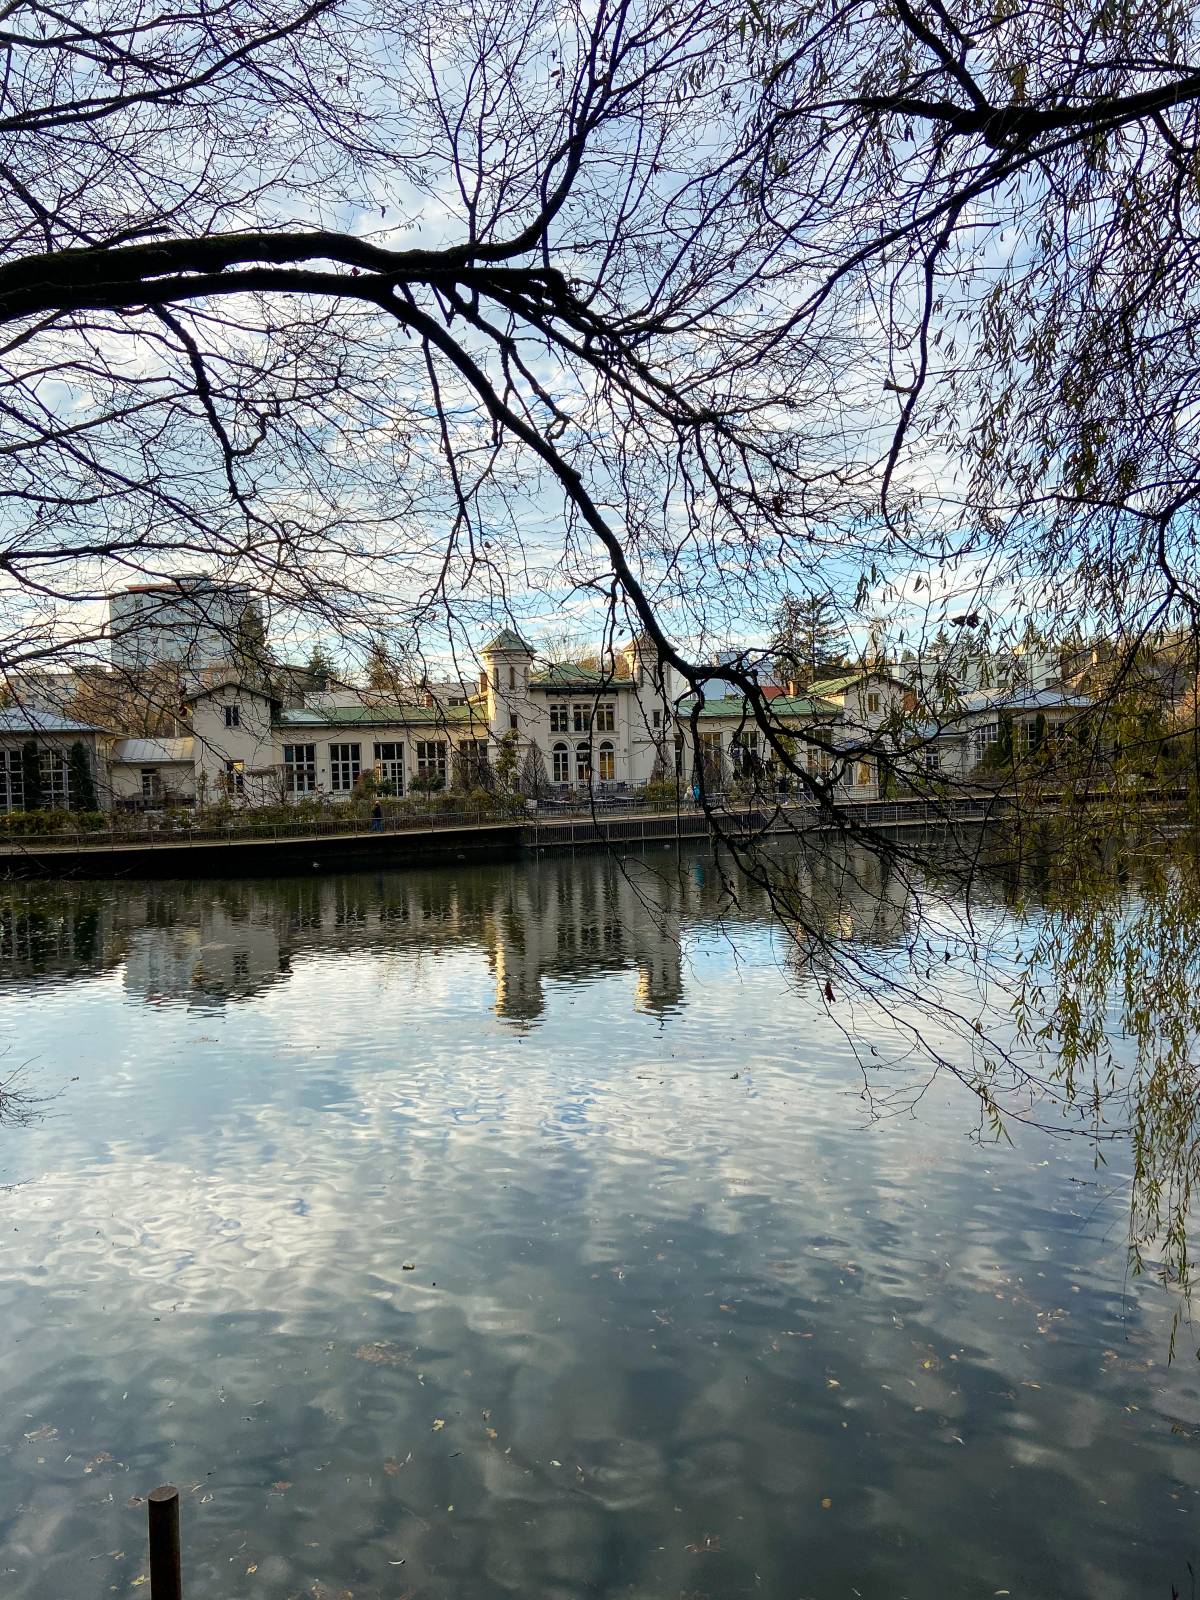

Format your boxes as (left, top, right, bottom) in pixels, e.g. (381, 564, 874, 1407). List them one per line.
(550, 741, 616, 783)
(0, 749, 71, 812)
(548, 703, 616, 733)
(276, 740, 451, 794)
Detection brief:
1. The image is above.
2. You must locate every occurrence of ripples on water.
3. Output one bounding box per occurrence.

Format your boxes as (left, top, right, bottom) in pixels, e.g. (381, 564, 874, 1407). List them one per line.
(0, 850, 1197, 1599)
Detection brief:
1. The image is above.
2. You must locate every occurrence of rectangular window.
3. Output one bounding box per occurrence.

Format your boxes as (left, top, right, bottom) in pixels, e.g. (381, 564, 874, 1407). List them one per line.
(224, 703, 240, 728)
(329, 742, 361, 792)
(595, 703, 615, 732)
(225, 759, 245, 795)
(0, 749, 23, 813)
(700, 731, 724, 782)
(976, 721, 999, 750)
(509, 712, 519, 732)
(597, 744, 615, 782)
(549, 704, 569, 733)
(455, 740, 489, 788)
(867, 693, 881, 715)
(651, 708, 662, 729)
(552, 743, 571, 784)
(373, 741, 404, 795)
(573, 704, 587, 733)
(415, 740, 447, 786)
(40, 750, 69, 808)
(923, 747, 941, 772)
(141, 768, 161, 804)
(283, 742, 317, 793)
(805, 743, 832, 779)
(856, 761, 872, 788)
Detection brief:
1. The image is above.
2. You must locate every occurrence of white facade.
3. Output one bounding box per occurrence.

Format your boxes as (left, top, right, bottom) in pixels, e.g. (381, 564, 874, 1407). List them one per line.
(109, 577, 262, 671)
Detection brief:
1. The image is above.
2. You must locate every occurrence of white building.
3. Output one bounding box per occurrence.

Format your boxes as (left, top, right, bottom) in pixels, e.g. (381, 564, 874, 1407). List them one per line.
(109, 576, 263, 672)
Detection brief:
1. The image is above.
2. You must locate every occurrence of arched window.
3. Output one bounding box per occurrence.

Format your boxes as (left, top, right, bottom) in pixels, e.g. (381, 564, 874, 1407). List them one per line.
(508, 665, 515, 689)
(597, 742, 615, 782)
(552, 742, 570, 784)
(575, 741, 591, 783)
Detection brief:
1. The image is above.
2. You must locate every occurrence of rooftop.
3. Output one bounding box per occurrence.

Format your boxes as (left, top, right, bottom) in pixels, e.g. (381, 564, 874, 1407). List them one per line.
(277, 702, 482, 729)
(111, 737, 195, 763)
(0, 708, 108, 735)
(679, 693, 840, 721)
(530, 662, 634, 690)
(482, 628, 534, 655)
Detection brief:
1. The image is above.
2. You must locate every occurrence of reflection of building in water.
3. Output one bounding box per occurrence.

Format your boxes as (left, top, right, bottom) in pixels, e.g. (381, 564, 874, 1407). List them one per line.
(484, 854, 684, 1023)
(122, 912, 284, 1005)
(0, 840, 922, 1019)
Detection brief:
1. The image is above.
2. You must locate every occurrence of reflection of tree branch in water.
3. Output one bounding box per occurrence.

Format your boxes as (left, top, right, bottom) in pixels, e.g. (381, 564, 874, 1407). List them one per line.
(0, 1062, 50, 1130)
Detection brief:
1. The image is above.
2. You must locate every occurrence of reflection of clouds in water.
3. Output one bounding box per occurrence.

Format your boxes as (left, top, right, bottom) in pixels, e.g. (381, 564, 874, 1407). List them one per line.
(0, 855, 1196, 1600)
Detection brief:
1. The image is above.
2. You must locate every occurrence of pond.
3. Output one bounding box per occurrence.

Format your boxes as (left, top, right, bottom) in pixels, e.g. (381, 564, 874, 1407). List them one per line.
(0, 846, 1196, 1599)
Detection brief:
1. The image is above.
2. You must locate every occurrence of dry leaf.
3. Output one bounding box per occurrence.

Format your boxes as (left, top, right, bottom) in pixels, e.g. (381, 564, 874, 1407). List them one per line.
(431, 1420, 444, 1432)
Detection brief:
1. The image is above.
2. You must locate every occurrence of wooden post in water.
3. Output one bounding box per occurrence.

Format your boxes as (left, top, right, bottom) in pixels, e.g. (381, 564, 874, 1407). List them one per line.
(147, 1485, 182, 1600)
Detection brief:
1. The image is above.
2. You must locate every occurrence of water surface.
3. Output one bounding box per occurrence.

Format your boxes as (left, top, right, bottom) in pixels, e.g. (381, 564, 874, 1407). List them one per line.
(0, 849, 1195, 1598)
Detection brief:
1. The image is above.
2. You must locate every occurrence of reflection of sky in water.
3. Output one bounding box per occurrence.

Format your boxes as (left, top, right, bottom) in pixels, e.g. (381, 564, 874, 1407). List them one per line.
(0, 853, 1197, 1600)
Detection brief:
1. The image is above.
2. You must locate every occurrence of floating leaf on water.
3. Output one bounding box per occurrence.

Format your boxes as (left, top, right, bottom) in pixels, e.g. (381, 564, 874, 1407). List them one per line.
(353, 1343, 411, 1367)
(431, 1419, 445, 1432)
(246, 1563, 258, 1574)
(84, 1452, 115, 1473)
(24, 1425, 58, 1443)
(402, 1264, 415, 1272)
(485, 1428, 498, 1439)
(384, 1458, 401, 1476)
(685, 1535, 721, 1553)
(271, 1481, 292, 1493)
(820, 1497, 832, 1509)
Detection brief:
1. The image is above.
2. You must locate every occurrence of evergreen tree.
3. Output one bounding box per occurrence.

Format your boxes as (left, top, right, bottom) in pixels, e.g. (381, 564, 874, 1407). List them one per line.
(304, 645, 336, 690)
(364, 640, 399, 694)
(772, 594, 846, 687)
(68, 740, 98, 811)
(20, 740, 42, 809)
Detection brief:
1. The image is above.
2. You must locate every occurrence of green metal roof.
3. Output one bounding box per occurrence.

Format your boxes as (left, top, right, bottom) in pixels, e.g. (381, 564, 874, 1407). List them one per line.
(680, 694, 839, 721)
(482, 627, 534, 655)
(806, 672, 862, 696)
(278, 702, 482, 729)
(807, 669, 902, 696)
(529, 662, 634, 689)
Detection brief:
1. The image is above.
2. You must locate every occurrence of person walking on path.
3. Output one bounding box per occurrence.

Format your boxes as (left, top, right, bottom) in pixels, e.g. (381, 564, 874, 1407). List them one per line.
(371, 799, 384, 832)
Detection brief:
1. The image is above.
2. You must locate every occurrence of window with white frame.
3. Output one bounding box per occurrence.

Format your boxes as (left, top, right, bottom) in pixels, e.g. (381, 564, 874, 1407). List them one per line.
(0, 749, 23, 812)
(856, 761, 872, 788)
(141, 768, 161, 803)
(415, 740, 447, 786)
(40, 749, 69, 808)
(651, 708, 662, 729)
(283, 743, 317, 793)
(573, 703, 587, 733)
(224, 703, 241, 728)
(373, 741, 404, 793)
(974, 722, 999, 760)
(455, 740, 489, 787)
(699, 731, 724, 781)
(923, 746, 941, 771)
(329, 742, 361, 791)
(805, 743, 832, 779)
(575, 740, 591, 783)
(595, 702, 615, 732)
(597, 742, 615, 782)
(225, 758, 245, 795)
(866, 692, 881, 716)
(552, 742, 570, 783)
(550, 703, 568, 732)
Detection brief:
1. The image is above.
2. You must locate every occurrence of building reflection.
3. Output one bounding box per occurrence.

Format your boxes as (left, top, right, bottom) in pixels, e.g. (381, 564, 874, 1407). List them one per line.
(0, 840, 931, 1021)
